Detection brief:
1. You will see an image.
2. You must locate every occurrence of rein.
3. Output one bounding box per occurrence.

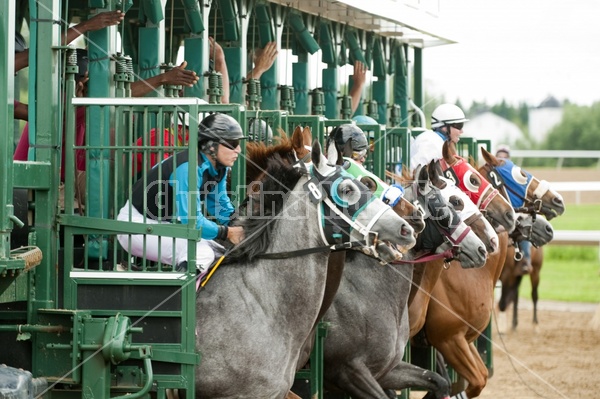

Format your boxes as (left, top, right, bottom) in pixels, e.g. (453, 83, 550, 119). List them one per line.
(391, 246, 458, 265)
(254, 240, 374, 259)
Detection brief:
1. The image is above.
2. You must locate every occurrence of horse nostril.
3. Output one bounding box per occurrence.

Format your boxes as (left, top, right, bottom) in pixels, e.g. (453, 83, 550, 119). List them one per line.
(490, 236, 498, 253)
(400, 225, 412, 236)
(478, 246, 487, 258)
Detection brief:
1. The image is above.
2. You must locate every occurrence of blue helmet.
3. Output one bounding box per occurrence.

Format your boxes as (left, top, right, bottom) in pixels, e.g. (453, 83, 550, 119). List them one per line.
(352, 115, 378, 125)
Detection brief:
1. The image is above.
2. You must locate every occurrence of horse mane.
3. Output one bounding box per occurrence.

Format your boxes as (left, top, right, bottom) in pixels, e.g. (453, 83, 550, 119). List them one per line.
(245, 131, 295, 184)
(229, 152, 305, 262)
(385, 166, 415, 186)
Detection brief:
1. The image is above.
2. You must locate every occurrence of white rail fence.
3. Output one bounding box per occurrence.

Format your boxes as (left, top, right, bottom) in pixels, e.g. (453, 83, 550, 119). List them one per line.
(550, 181, 600, 205)
(511, 150, 600, 169)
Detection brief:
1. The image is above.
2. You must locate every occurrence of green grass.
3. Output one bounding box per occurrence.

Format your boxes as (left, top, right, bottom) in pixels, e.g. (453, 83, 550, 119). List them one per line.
(517, 203, 600, 303)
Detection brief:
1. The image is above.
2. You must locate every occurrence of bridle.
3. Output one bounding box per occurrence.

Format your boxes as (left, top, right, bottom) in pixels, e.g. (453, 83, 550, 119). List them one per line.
(439, 156, 500, 213)
(256, 161, 393, 260)
(479, 159, 547, 215)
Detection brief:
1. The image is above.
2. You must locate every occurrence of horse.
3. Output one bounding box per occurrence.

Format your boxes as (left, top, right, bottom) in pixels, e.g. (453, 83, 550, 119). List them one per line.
(412, 142, 563, 398)
(475, 146, 564, 333)
(405, 161, 500, 340)
(194, 139, 416, 398)
(312, 162, 488, 399)
(477, 146, 565, 221)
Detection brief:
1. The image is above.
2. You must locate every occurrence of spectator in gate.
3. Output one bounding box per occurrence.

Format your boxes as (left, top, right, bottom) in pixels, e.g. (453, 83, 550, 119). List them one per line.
(117, 113, 246, 274)
(496, 144, 533, 275)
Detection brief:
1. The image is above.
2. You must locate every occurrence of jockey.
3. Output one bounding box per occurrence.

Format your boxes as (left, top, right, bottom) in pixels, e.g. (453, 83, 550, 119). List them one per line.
(326, 123, 369, 165)
(495, 145, 533, 275)
(409, 103, 469, 171)
(117, 113, 246, 273)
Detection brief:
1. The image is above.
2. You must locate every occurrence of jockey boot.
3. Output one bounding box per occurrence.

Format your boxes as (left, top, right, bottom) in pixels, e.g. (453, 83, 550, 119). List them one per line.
(176, 261, 188, 272)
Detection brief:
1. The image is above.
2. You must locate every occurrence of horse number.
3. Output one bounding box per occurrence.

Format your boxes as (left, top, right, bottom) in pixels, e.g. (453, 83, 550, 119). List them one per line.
(489, 171, 502, 187)
(307, 181, 323, 201)
(444, 170, 457, 185)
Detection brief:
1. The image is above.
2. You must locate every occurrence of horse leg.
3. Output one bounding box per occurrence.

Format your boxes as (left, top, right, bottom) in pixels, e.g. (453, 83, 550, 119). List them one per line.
(378, 361, 450, 399)
(327, 360, 394, 399)
(435, 339, 488, 398)
(511, 277, 520, 331)
(530, 247, 542, 326)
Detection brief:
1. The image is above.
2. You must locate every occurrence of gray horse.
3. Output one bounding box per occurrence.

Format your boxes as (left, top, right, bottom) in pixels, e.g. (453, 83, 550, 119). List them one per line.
(313, 164, 487, 399)
(195, 141, 416, 398)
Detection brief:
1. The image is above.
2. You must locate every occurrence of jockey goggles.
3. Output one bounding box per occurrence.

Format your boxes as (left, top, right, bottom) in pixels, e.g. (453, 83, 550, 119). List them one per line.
(351, 148, 368, 162)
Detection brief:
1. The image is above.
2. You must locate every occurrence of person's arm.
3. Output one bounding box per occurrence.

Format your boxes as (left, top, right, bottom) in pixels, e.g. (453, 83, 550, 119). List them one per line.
(63, 10, 124, 45)
(14, 51, 29, 73)
(13, 10, 124, 73)
(350, 60, 367, 115)
(14, 101, 28, 121)
(209, 37, 229, 104)
(131, 61, 199, 97)
(246, 41, 277, 81)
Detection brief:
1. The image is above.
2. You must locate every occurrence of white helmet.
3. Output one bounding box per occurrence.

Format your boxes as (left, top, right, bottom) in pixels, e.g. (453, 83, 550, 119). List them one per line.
(431, 103, 469, 128)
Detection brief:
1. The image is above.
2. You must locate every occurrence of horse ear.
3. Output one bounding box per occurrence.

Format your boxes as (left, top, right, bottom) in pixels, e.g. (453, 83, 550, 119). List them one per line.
(326, 140, 340, 166)
(480, 146, 496, 165)
(311, 139, 323, 166)
(416, 164, 429, 192)
(302, 126, 312, 145)
(427, 160, 445, 189)
(442, 140, 452, 164)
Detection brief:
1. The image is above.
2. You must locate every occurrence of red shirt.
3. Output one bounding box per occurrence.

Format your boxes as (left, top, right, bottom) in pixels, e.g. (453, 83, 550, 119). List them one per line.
(14, 107, 87, 181)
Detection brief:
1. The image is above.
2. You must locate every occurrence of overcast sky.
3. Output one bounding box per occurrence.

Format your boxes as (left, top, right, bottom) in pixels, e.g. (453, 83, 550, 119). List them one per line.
(422, 0, 600, 107)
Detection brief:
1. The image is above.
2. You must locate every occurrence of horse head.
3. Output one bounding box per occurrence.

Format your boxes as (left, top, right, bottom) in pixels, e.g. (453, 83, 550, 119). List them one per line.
(427, 159, 499, 255)
(479, 147, 566, 220)
(386, 165, 488, 268)
(512, 213, 554, 247)
(412, 163, 488, 267)
(311, 141, 416, 262)
(439, 140, 516, 233)
(341, 158, 426, 234)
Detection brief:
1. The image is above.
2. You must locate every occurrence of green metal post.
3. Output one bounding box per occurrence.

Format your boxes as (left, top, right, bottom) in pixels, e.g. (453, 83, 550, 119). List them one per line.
(413, 47, 424, 111)
(183, 36, 205, 98)
(87, 6, 119, 259)
(393, 44, 409, 128)
(28, 0, 60, 311)
(293, 52, 309, 115)
(322, 67, 338, 119)
(0, 1, 16, 263)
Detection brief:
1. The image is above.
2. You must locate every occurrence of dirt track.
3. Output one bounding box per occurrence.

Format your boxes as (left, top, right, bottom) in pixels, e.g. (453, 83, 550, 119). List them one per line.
(408, 302, 600, 398)
(476, 302, 600, 399)
(406, 301, 600, 399)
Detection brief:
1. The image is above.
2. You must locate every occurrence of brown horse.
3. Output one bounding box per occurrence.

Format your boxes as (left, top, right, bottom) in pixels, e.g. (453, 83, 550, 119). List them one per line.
(497, 245, 544, 333)
(399, 162, 500, 340)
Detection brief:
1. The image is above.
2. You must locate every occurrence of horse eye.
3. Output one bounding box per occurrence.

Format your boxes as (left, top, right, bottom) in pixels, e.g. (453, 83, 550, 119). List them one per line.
(463, 171, 480, 193)
(511, 166, 528, 185)
(360, 176, 377, 192)
(338, 181, 361, 206)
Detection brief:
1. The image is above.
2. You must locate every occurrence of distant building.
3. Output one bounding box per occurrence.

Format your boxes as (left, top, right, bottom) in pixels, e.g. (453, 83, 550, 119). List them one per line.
(528, 95, 563, 142)
(462, 111, 524, 149)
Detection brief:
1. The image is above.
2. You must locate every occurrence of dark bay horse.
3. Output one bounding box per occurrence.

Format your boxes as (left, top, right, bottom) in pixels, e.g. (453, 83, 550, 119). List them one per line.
(195, 140, 416, 398)
(315, 163, 488, 399)
(497, 214, 553, 333)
